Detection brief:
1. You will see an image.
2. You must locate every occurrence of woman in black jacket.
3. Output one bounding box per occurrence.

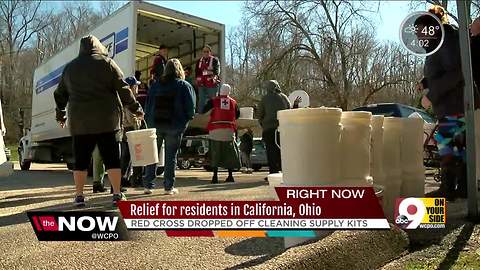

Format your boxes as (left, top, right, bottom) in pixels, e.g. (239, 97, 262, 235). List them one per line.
(54, 35, 143, 206)
(417, 6, 466, 200)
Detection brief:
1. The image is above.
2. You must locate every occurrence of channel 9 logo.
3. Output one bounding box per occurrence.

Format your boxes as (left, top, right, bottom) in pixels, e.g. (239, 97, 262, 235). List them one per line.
(395, 198, 446, 229)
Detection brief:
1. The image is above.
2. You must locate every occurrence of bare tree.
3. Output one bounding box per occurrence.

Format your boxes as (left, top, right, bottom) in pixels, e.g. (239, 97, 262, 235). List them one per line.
(238, 0, 418, 110)
(0, 0, 50, 102)
(36, 2, 107, 65)
(0, 1, 107, 142)
(100, 1, 123, 18)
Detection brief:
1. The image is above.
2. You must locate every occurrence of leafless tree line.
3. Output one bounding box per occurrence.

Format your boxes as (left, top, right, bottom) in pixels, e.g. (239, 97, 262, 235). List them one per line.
(0, 1, 121, 142)
(224, 0, 426, 110)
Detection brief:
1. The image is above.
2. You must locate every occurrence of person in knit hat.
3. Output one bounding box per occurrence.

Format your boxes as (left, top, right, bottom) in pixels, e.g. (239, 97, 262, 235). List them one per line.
(203, 84, 241, 183)
(258, 80, 291, 178)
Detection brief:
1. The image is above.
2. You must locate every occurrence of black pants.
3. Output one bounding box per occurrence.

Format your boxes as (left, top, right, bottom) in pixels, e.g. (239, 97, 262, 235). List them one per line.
(263, 129, 282, 174)
(72, 132, 120, 171)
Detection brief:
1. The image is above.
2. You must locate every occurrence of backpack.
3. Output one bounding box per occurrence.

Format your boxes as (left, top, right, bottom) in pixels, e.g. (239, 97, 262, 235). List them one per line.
(154, 90, 176, 125)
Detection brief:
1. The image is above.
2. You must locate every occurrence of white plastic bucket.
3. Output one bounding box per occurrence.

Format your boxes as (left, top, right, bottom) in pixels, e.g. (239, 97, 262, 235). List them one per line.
(126, 128, 159, 166)
(382, 117, 403, 221)
(371, 115, 386, 187)
(400, 118, 425, 174)
(400, 118, 425, 197)
(339, 111, 372, 186)
(240, 107, 254, 119)
(277, 107, 343, 186)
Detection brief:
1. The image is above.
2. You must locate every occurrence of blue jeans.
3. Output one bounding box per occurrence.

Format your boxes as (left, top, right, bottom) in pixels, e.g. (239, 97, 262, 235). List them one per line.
(143, 129, 184, 190)
(198, 86, 219, 113)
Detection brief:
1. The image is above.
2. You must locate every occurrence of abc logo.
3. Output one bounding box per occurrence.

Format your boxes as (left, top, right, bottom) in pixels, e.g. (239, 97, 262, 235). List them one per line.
(395, 215, 410, 225)
(396, 198, 426, 229)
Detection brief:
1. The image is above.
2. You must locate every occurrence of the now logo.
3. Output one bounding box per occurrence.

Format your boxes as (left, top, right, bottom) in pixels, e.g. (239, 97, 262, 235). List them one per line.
(59, 216, 118, 232)
(32, 216, 118, 232)
(27, 211, 128, 241)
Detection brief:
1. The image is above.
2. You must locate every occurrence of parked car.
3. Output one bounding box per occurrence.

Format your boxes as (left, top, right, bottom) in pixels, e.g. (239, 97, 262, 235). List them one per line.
(353, 103, 436, 141)
(353, 103, 439, 167)
(250, 138, 268, 171)
(177, 136, 209, 170)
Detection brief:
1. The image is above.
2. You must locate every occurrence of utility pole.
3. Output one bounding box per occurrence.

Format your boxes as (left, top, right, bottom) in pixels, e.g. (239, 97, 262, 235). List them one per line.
(456, 0, 478, 219)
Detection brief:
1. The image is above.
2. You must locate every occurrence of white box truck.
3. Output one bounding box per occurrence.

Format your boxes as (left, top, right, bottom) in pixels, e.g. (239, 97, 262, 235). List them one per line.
(18, 1, 225, 170)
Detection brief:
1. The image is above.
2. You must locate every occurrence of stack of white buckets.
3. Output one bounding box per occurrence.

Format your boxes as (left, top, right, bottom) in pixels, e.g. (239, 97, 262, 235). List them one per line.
(270, 107, 425, 247)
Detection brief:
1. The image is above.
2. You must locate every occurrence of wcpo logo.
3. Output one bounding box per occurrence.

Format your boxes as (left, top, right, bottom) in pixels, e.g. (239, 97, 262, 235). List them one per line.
(394, 198, 446, 229)
(27, 211, 128, 241)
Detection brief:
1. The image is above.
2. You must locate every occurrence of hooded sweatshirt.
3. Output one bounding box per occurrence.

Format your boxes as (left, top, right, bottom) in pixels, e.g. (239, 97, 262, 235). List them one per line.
(54, 35, 141, 136)
(258, 80, 291, 131)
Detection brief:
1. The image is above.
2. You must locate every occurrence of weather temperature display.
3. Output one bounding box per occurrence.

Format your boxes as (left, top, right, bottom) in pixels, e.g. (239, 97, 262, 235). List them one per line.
(400, 11, 445, 56)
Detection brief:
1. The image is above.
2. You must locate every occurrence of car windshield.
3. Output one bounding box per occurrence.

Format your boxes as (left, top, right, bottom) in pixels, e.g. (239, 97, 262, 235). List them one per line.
(353, 105, 398, 117)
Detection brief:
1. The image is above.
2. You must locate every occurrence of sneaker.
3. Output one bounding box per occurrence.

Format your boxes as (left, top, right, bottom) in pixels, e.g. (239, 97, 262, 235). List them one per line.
(164, 188, 179, 195)
(73, 195, 86, 207)
(144, 188, 153, 195)
(112, 193, 127, 206)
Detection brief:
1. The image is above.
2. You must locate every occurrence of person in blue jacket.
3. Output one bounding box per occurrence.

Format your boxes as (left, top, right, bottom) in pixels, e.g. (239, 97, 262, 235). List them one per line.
(143, 58, 196, 195)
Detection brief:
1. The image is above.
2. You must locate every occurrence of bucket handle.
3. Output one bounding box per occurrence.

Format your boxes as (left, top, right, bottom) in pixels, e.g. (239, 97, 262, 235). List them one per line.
(274, 128, 280, 149)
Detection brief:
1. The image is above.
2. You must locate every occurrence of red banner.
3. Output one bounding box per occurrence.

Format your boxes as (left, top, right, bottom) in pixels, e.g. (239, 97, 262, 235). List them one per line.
(117, 187, 384, 220)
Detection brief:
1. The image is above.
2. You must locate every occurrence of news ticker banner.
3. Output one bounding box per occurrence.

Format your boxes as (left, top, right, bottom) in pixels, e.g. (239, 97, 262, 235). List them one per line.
(117, 187, 389, 236)
(28, 188, 446, 241)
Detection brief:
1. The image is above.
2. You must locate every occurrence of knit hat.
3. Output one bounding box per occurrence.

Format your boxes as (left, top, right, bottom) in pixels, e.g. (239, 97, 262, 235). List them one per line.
(219, 84, 231, 96)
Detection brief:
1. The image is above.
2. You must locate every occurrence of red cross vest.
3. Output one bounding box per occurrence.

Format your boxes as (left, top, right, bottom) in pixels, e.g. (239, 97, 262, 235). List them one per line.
(207, 96, 237, 132)
(197, 56, 219, 88)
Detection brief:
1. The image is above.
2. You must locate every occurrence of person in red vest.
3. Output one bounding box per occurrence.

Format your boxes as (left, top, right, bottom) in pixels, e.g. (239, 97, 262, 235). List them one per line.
(150, 44, 168, 82)
(196, 45, 220, 113)
(203, 84, 241, 183)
